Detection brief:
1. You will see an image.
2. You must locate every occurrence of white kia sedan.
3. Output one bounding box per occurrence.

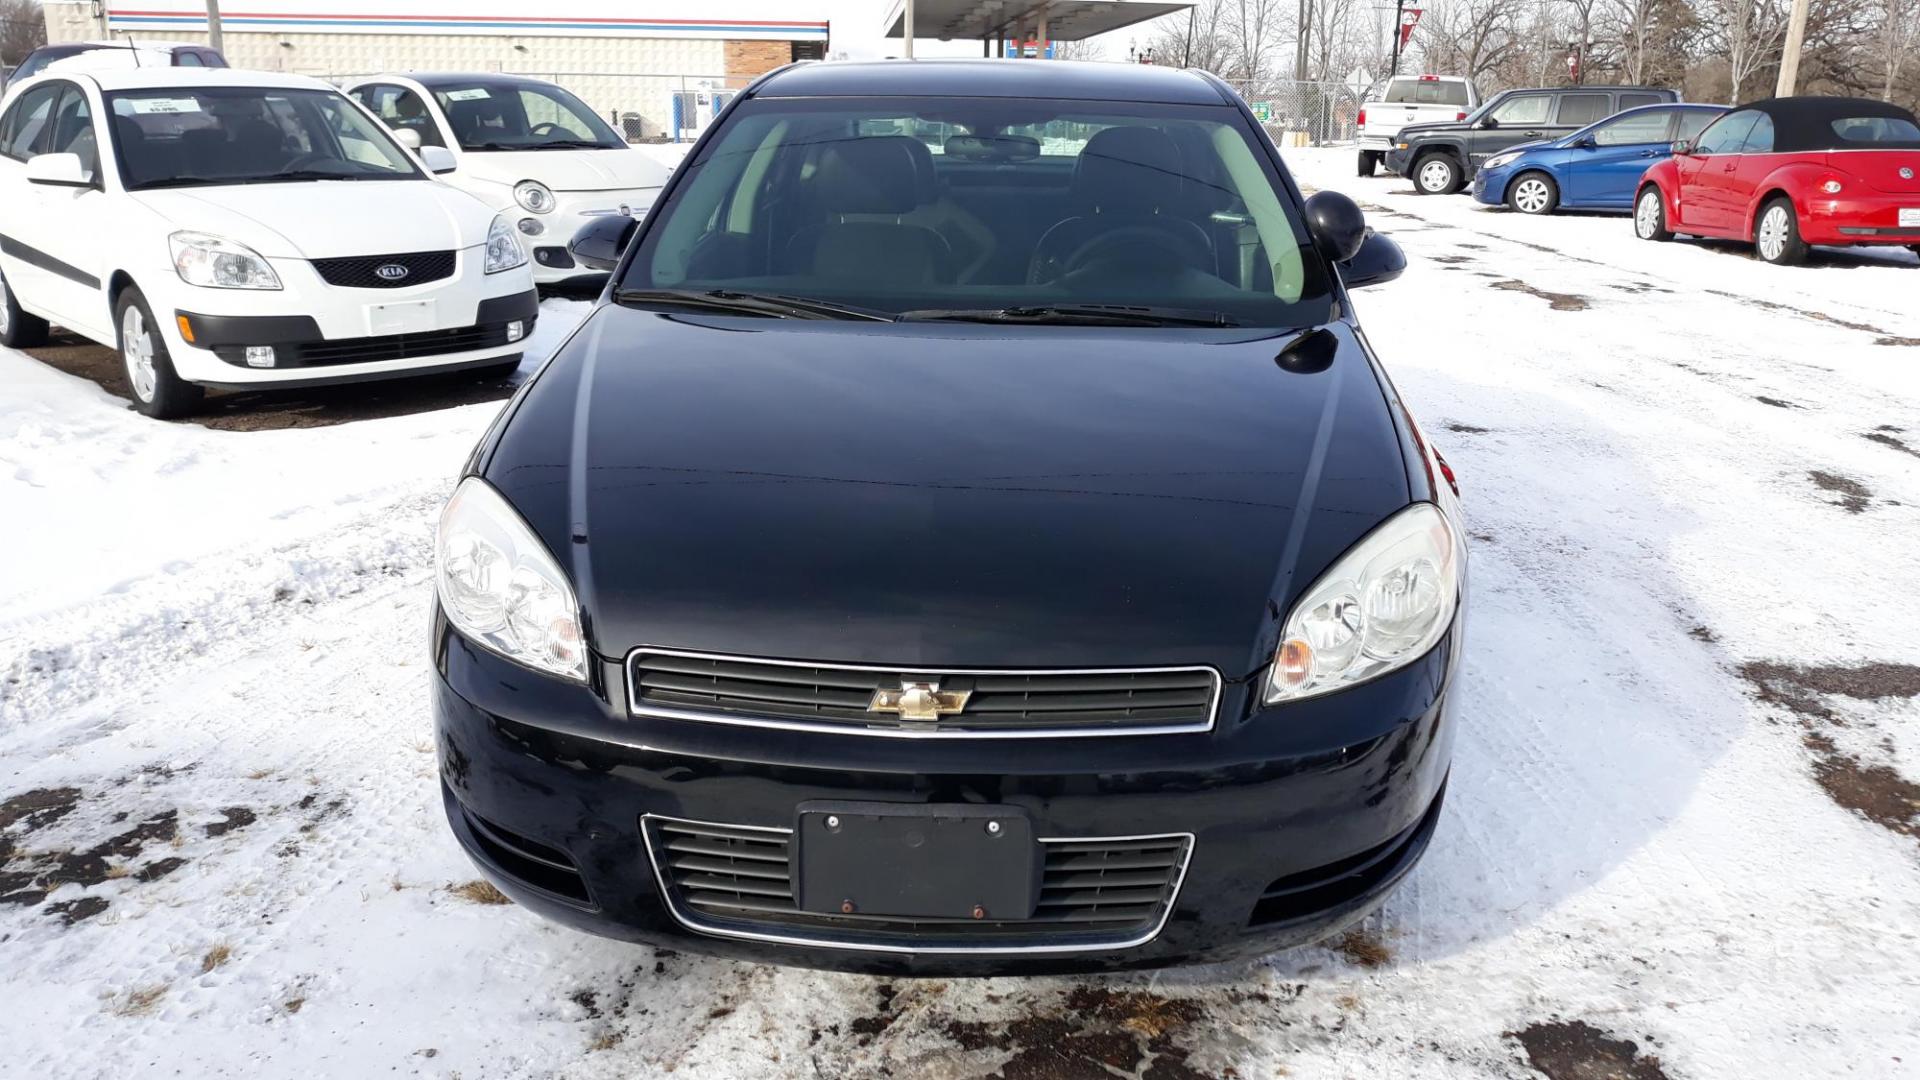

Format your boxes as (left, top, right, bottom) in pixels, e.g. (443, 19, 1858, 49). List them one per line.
(0, 69, 537, 418)
(346, 74, 670, 286)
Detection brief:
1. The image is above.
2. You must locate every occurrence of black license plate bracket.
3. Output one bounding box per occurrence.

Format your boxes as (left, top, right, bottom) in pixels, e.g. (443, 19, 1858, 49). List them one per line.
(794, 801, 1040, 921)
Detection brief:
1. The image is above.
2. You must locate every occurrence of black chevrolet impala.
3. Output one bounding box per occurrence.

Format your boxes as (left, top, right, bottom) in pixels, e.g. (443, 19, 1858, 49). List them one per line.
(431, 60, 1465, 974)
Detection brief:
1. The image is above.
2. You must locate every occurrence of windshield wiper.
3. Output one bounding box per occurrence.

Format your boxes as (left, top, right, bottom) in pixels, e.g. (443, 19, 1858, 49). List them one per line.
(896, 304, 1237, 327)
(130, 175, 221, 190)
(612, 288, 894, 322)
(237, 170, 377, 183)
(532, 138, 613, 150)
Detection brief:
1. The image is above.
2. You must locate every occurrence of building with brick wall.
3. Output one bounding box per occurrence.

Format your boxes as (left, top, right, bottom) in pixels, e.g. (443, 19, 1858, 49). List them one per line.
(41, 1, 831, 139)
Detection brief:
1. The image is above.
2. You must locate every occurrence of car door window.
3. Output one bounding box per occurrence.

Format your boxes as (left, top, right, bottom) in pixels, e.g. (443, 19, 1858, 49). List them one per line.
(1738, 114, 1775, 153)
(1490, 94, 1551, 127)
(1693, 111, 1758, 155)
(1674, 110, 1720, 143)
(47, 86, 98, 177)
(1555, 94, 1611, 128)
(174, 51, 204, 67)
(0, 83, 61, 161)
(1592, 109, 1672, 146)
(1618, 93, 1664, 111)
(358, 83, 446, 148)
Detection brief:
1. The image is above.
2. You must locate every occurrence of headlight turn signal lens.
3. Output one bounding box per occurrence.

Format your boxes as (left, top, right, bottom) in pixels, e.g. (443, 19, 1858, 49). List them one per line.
(1264, 502, 1462, 705)
(436, 477, 587, 682)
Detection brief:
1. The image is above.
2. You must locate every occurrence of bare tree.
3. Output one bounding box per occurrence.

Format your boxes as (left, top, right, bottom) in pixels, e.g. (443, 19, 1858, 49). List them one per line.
(1702, 0, 1789, 101)
(1149, 0, 1237, 72)
(1227, 0, 1290, 87)
(1050, 38, 1106, 62)
(1874, 0, 1920, 101)
(0, 0, 45, 67)
(1416, 0, 1527, 84)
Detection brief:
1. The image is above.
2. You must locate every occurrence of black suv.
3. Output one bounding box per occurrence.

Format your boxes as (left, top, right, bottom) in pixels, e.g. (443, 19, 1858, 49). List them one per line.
(1387, 85, 1678, 194)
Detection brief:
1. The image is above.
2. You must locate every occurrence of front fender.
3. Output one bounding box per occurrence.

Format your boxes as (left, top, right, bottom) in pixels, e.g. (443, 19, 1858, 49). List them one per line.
(1637, 160, 1679, 216)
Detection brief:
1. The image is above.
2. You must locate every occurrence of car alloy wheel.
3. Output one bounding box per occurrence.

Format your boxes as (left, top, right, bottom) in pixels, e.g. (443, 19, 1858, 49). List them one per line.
(1513, 177, 1552, 214)
(1757, 204, 1791, 262)
(1417, 158, 1456, 194)
(1635, 191, 1661, 238)
(122, 304, 157, 403)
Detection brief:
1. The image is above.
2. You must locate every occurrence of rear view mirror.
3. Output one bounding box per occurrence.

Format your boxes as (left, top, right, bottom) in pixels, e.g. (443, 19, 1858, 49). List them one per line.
(570, 214, 639, 272)
(943, 134, 1041, 162)
(1670, 139, 1694, 156)
(419, 146, 457, 174)
(25, 152, 93, 188)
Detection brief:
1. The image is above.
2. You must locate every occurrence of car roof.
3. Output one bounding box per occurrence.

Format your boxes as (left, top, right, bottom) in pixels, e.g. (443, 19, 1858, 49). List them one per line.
(751, 60, 1232, 106)
(1729, 95, 1920, 151)
(391, 72, 557, 88)
(65, 67, 334, 93)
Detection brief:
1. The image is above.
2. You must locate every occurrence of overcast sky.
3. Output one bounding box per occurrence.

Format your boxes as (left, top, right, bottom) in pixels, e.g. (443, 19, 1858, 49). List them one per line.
(822, 0, 1171, 62)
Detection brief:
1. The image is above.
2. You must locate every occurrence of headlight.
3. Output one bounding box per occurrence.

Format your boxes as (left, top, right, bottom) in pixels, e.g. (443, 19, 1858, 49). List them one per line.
(435, 477, 587, 682)
(1263, 502, 1461, 705)
(169, 231, 281, 290)
(484, 213, 528, 274)
(1483, 151, 1521, 170)
(514, 180, 556, 214)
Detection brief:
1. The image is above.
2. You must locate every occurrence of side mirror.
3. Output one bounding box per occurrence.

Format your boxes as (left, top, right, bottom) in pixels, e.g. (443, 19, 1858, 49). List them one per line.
(1304, 190, 1367, 264)
(1670, 139, 1694, 156)
(1574, 135, 1597, 149)
(391, 126, 423, 151)
(419, 145, 457, 174)
(1479, 116, 1499, 130)
(25, 152, 93, 188)
(1339, 230, 1407, 290)
(570, 214, 639, 272)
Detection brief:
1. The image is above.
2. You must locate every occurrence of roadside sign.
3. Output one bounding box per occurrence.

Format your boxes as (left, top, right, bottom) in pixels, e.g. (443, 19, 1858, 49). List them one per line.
(1251, 101, 1273, 122)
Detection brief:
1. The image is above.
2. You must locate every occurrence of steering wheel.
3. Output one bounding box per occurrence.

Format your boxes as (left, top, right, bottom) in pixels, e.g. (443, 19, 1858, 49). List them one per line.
(529, 122, 574, 139)
(280, 152, 330, 172)
(1060, 226, 1204, 278)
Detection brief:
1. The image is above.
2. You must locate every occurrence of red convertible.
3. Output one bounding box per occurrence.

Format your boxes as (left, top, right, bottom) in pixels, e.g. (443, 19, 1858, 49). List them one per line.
(1634, 96, 1920, 265)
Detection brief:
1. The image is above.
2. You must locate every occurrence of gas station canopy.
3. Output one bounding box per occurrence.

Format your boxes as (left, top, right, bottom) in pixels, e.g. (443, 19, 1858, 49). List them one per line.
(883, 0, 1192, 44)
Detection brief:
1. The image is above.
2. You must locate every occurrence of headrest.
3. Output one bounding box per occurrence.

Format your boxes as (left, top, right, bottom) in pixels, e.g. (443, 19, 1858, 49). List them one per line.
(813, 136, 929, 215)
(1072, 126, 1185, 215)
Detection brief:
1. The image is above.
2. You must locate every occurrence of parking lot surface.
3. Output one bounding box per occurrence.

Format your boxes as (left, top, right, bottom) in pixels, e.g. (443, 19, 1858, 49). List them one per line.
(2, 147, 1916, 1078)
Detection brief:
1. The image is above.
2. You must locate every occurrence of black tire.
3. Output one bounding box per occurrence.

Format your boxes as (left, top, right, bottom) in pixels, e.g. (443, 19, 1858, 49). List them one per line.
(0, 263, 50, 349)
(1754, 196, 1808, 266)
(1909, 244, 1920, 260)
(1633, 186, 1673, 242)
(115, 287, 203, 419)
(1357, 150, 1379, 177)
(1412, 153, 1461, 195)
(1506, 171, 1559, 215)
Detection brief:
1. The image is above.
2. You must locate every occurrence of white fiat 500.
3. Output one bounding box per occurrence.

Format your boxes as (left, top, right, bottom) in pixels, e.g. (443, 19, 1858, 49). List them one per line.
(346, 73, 670, 286)
(0, 69, 537, 418)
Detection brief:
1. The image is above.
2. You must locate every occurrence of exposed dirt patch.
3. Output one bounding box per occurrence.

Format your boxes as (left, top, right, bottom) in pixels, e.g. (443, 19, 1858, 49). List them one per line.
(46, 896, 111, 925)
(1334, 928, 1393, 968)
(203, 807, 257, 838)
(1687, 625, 1718, 643)
(1608, 281, 1673, 295)
(0, 808, 180, 915)
(1807, 470, 1872, 513)
(1754, 396, 1800, 409)
(1446, 422, 1491, 434)
(450, 880, 512, 905)
(1738, 661, 1920, 722)
(20, 332, 517, 432)
(1864, 431, 1920, 458)
(1510, 1020, 1670, 1080)
(1804, 733, 1920, 840)
(1700, 288, 1919, 346)
(1431, 255, 1474, 265)
(848, 982, 901, 1044)
(1491, 279, 1591, 311)
(0, 787, 82, 833)
(930, 987, 1215, 1079)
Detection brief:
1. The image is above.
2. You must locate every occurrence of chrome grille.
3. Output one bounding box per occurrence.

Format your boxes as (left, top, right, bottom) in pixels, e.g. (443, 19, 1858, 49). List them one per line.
(643, 815, 1191, 953)
(627, 649, 1220, 738)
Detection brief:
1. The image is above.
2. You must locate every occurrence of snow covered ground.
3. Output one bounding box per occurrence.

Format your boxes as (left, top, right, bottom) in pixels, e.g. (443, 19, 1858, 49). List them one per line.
(3, 144, 1919, 1079)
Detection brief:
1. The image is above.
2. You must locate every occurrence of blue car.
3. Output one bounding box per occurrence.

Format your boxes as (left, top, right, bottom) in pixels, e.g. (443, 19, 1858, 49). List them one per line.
(1472, 103, 1727, 214)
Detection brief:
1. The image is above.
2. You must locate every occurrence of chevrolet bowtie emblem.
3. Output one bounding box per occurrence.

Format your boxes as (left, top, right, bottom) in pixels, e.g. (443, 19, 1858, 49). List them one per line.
(869, 679, 971, 721)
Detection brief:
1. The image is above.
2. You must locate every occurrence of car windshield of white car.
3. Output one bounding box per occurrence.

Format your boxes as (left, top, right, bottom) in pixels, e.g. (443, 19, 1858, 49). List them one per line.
(429, 80, 624, 152)
(623, 96, 1335, 329)
(108, 87, 422, 190)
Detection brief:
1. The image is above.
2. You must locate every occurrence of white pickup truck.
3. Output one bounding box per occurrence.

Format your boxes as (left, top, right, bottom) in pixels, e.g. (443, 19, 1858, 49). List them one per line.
(1356, 75, 1479, 176)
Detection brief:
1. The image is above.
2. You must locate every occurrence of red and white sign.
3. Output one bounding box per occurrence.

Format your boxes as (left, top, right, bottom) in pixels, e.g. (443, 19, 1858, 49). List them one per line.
(1399, 7, 1423, 48)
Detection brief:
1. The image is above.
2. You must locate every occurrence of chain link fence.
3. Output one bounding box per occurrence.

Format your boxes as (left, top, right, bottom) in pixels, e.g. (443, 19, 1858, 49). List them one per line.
(323, 71, 754, 143)
(1220, 80, 1368, 147)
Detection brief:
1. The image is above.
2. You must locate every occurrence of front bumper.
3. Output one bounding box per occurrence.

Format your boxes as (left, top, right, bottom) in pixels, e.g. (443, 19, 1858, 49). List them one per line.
(1471, 166, 1510, 205)
(1801, 194, 1920, 246)
(431, 614, 1461, 975)
(1385, 146, 1413, 176)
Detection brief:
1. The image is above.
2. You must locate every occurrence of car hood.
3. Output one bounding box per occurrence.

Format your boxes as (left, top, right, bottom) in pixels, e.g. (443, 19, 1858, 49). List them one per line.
(1496, 139, 1556, 159)
(129, 180, 495, 259)
(1397, 119, 1471, 139)
(452, 147, 671, 192)
(485, 309, 1415, 674)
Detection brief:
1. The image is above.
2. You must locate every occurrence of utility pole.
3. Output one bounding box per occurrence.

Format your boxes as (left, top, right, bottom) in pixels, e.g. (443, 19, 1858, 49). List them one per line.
(1389, 0, 1406, 75)
(1775, 0, 1809, 96)
(206, 0, 225, 53)
(903, 0, 914, 58)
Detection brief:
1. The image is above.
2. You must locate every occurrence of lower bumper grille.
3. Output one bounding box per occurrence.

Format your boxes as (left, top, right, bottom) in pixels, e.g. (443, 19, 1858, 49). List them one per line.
(459, 803, 592, 906)
(1246, 789, 1443, 928)
(628, 649, 1221, 737)
(644, 815, 1191, 953)
(213, 320, 523, 368)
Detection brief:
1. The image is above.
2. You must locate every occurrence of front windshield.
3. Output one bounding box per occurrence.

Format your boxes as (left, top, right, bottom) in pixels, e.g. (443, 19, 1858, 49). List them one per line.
(625, 97, 1333, 328)
(108, 86, 421, 189)
(428, 79, 624, 151)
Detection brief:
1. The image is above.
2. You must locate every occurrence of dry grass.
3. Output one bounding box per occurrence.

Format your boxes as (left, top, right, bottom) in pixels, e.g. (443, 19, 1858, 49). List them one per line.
(450, 880, 513, 905)
(1334, 928, 1393, 968)
(201, 944, 232, 974)
(113, 984, 170, 1017)
(588, 1031, 626, 1052)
